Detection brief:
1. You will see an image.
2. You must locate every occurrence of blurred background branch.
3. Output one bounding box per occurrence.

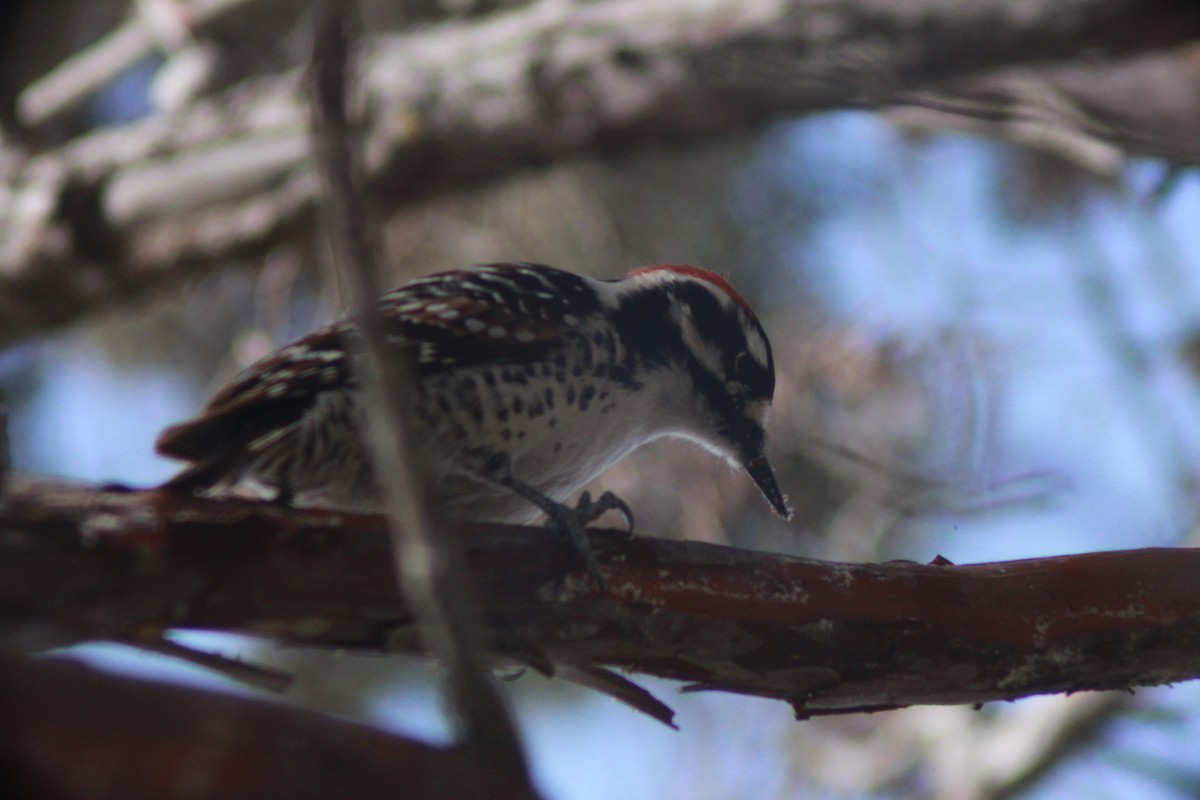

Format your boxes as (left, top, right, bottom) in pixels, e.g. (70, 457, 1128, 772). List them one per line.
(1, 0, 1198, 347)
(0, 651, 541, 800)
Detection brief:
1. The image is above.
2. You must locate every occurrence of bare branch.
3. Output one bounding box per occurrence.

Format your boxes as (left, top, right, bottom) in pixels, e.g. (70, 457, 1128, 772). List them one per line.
(889, 45, 1200, 175)
(15, 0, 248, 127)
(0, 410, 9, 494)
(4, 478, 1200, 717)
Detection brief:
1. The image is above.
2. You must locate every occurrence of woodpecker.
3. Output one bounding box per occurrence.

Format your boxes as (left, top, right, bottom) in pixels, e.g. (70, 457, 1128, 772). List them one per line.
(157, 263, 791, 576)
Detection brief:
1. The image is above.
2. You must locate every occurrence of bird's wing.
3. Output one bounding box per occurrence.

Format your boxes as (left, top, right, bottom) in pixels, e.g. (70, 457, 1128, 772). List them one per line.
(154, 324, 354, 462)
(155, 264, 588, 467)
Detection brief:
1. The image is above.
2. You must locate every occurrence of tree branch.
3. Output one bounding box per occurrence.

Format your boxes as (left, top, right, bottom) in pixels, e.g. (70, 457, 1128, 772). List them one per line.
(3, 477, 1200, 718)
(0, 651, 540, 800)
(2, 0, 1198, 346)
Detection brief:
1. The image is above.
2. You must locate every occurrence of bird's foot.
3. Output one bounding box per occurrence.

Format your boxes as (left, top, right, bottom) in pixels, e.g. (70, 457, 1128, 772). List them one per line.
(542, 490, 633, 588)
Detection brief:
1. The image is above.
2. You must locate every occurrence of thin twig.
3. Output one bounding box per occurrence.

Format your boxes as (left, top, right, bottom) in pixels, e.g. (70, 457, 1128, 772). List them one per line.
(307, 0, 529, 781)
(134, 636, 295, 694)
(0, 409, 9, 498)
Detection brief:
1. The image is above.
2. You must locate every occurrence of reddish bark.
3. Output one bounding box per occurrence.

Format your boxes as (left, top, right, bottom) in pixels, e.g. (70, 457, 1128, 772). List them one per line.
(2, 478, 1198, 716)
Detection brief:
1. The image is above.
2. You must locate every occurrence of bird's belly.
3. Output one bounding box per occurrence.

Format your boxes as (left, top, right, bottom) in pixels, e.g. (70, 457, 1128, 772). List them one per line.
(425, 370, 648, 521)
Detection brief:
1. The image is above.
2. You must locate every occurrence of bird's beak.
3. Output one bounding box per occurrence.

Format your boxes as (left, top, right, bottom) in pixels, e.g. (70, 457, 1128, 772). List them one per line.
(744, 452, 792, 520)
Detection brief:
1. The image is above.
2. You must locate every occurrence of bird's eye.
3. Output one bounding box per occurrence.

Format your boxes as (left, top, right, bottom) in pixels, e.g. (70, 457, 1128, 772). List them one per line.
(734, 351, 754, 384)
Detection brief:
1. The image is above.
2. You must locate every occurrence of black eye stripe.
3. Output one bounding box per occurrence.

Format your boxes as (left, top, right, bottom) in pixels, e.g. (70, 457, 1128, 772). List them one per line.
(610, 280, 776, 403)
(670, 285, 775, 401)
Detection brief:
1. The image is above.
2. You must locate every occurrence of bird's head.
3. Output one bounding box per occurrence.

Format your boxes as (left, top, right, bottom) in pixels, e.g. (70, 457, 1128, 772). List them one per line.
(612, 265, 792, 520)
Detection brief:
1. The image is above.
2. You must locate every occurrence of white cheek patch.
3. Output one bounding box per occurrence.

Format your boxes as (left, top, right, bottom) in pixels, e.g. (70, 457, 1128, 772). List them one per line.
(746, 330, 769, 370)
(669, 302, 724, 378)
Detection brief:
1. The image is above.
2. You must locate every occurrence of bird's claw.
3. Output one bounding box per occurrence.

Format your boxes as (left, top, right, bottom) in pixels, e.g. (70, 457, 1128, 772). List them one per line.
(570, 490, 635, 534)
(544, 490, 635, 588)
